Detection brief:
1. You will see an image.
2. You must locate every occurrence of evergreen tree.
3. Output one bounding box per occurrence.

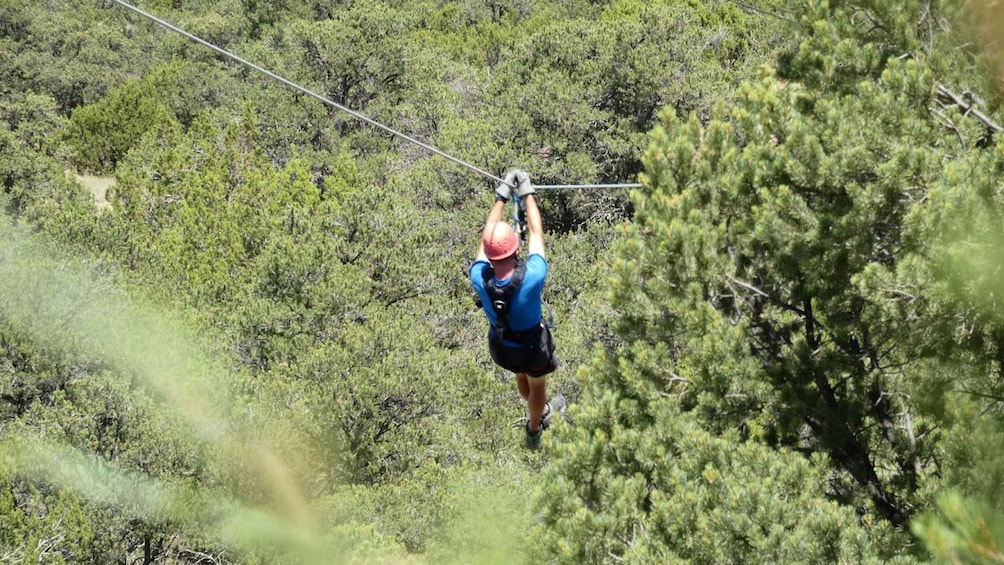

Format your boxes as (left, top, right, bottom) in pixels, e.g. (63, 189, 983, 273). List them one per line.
(538, 0, 1004, 561)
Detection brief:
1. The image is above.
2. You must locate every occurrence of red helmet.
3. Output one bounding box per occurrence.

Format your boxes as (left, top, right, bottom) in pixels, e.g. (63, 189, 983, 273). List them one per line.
(482, 222, 519, 260)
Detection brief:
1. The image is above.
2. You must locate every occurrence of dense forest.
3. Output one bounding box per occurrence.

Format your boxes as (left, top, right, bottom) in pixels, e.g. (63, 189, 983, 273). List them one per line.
(3, 0, 1004, 562)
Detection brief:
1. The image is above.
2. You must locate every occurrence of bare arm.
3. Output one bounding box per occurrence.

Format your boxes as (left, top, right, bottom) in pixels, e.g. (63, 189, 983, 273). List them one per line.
(475, 198, 507, 261)
(523, 194, 545, 258)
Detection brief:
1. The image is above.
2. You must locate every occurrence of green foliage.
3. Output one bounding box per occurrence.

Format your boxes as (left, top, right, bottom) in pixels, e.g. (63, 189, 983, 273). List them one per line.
(0, 466, 95, 563)
(426, 467, 533, 565)
(0, 91, 66, 155)
(0, 97, 99, 242)
(0, 93, 64, 208)
(605, 53, 947, 522)
(540, 0, 1004, 561)
(535, 398, 914, 563)
(913, 492, 1004, 564)
(0, 1, 156, 112)
(66, 78, 176, 172)
(15, 0, 1004, 562)
(904, 140, 1004, 561)
(145, 59, 246, 129)
(312, 463, 532, 563)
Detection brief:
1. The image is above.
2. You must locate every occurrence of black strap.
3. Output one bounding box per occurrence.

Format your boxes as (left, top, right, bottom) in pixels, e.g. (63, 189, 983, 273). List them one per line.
(513, 194, 527, 243)
(482, 259, 530, 344)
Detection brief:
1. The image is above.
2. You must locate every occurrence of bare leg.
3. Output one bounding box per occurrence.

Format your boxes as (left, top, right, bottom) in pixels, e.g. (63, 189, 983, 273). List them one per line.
(516, 372, 530, 401)
(526, 375, 547, 431)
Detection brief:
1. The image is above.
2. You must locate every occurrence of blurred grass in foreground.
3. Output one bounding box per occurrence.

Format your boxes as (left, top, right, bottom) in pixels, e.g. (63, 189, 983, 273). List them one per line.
(0, 209, 333, 560)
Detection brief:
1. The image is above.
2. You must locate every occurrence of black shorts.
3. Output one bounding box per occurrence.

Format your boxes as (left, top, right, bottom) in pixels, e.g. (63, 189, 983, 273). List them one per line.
(488, 324, 559, 377)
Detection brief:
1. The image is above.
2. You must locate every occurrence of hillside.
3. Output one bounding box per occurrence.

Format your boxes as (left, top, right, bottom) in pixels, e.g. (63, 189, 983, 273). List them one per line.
(2, 1, 1004, 563)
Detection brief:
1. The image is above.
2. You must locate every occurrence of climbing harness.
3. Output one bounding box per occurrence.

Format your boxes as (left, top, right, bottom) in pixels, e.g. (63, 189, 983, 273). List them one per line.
(482, 259, 530, 346)
(475, 218, 556, 335)
(481, 259, 555, 336)
(106, 0, 643, 192)
(479, 259, 559, 377)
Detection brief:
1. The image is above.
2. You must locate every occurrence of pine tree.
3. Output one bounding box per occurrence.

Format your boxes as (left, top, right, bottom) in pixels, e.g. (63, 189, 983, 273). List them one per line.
(537, 0, 1004, 561)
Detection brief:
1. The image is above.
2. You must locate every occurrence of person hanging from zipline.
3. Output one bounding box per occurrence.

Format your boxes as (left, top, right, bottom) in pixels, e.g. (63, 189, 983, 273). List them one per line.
(470, 169, 564, 450)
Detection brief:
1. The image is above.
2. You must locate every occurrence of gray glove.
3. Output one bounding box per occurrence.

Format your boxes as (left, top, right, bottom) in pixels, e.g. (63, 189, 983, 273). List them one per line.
(514, 169, 535, 197)
(495, 171, 517, 201)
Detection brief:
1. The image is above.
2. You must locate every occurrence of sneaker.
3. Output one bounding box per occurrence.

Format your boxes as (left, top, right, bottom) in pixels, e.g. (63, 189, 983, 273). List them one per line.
(524, 423, 542, 450)
(540, 393, 566, 430)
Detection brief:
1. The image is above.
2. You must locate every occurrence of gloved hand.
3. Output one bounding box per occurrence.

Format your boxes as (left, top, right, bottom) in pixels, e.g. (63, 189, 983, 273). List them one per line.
(514, 169, 535, 197)
(495, 170, 517, 202)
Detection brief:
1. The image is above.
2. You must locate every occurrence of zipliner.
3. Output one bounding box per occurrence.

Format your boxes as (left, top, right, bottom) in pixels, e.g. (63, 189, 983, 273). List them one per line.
(470, 170, 565, 450)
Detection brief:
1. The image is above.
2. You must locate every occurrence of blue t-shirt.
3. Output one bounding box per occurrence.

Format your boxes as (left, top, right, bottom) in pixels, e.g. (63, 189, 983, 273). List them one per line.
(470, 254, 548, 346)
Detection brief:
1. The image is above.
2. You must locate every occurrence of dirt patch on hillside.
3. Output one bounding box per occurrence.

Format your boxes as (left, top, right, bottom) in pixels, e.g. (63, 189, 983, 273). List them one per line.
(71, 173, 115, 211)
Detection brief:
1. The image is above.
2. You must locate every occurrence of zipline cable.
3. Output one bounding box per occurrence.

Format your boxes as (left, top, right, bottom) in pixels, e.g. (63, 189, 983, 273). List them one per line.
(108, 0, 507, 186)
(536, 183, 641, 190)
(107, 0, 643, 192)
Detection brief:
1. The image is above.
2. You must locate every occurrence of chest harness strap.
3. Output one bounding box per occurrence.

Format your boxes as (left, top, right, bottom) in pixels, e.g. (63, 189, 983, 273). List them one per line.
(482, 259, 539, 345)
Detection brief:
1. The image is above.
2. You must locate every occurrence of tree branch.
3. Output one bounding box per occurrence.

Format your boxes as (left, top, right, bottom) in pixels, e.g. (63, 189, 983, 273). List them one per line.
(727, 275, 807, 317)
(730, 0, 795, 24)
(930, 107, 967, 149)
(936, 83, 1004, 133)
